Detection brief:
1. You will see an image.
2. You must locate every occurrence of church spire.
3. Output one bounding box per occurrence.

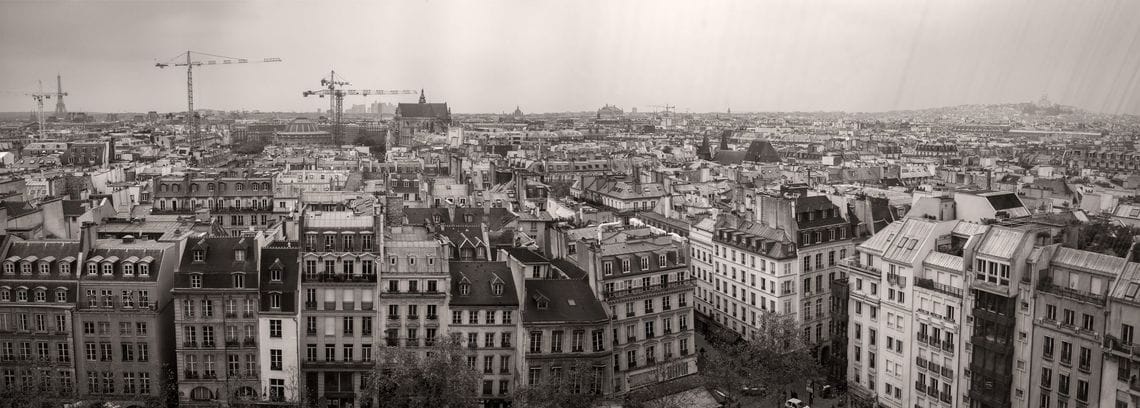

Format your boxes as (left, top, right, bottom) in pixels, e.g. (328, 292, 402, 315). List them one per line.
(419, 89, 426, 104)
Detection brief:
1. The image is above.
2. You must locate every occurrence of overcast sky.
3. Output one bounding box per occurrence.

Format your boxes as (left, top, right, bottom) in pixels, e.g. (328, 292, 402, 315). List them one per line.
(1, 0, 1139, 115)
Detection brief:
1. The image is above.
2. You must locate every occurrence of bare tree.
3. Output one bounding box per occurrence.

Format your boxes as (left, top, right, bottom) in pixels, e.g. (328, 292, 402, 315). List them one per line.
(359, 338, 482, 408)
(511, 361, 607, 408)
(703, 311, 823, 401)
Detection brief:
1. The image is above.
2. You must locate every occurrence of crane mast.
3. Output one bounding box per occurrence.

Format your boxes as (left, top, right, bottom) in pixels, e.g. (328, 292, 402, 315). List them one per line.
(302, 70, 416, 144)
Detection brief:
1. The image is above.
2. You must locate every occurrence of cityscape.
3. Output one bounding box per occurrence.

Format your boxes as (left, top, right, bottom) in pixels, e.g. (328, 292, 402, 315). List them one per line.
(2, 1, 1140, 408)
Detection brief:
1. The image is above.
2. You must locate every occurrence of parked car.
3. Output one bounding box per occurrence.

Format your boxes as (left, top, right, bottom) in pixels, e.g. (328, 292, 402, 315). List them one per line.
(741, 384, 768, 396)
(785, 398, 810, 408)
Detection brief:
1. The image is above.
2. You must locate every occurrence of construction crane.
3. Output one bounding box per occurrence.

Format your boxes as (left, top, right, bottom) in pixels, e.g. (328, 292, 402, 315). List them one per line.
(1, 81, 54, 139)
(302, 70, 417, 143)
(155, 51, 282, 140)
(646, 104, 676, 116)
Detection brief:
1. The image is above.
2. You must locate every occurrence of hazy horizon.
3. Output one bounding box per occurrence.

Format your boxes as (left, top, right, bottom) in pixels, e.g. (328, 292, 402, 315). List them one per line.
(2, 0, 1139, 116)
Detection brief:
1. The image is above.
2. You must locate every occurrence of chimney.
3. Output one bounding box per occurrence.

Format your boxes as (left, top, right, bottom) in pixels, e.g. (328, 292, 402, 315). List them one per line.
(80, 221, 97, 255)
(122, 235, 135, 244)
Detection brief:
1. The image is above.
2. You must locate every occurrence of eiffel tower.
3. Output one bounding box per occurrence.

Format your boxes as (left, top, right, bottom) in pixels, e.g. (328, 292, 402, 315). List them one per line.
(53, 74, 68, 117)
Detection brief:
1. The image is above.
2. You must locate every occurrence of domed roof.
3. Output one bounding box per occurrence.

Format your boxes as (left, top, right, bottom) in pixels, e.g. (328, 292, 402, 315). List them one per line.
(284, 118, 321, 133)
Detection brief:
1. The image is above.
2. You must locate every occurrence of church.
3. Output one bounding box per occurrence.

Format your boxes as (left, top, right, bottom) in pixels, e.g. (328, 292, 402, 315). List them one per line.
(392, 90, 451, 147)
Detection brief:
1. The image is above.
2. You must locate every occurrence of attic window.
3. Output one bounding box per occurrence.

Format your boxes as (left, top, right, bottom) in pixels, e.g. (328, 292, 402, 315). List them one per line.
(193, 250, 205, 262)
(492, 282, 504, 296)
(460, 282, 471, 296)
(234, 250, 245, 262)
(906, 239, 918, 250)
(464, 214, 473, 223)
(537, 297, 549, 310)
(432, 214, 441, 223)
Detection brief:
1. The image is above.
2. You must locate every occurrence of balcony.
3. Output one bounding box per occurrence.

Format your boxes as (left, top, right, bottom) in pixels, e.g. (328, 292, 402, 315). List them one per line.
(839, 258, 881, 278)
(1105, 335, 1140, 359)
(305, 301, 317, 310)
(602, 278, 696, 300)
(941, 366, 954, 378)
(1037, 281, 1105, 305)
(183, 341, 198, 348)
(243, 337, 257, 347)
(302, 273, 377, 283)
(225, 340, 241, 348)
(915, 277, 964, 298)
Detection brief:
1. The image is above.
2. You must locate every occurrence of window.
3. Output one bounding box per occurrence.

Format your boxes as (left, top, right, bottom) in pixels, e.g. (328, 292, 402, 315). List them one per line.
(270, 320, 281, 338)
(191, 274, 202, 288)
(270, 349, 282, 370)
(529, 331, 542, 353)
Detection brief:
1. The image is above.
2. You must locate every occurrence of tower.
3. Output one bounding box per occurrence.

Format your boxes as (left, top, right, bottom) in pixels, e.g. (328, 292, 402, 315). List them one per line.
(54, 74, 67, 117)
(418, 89, 426, 104)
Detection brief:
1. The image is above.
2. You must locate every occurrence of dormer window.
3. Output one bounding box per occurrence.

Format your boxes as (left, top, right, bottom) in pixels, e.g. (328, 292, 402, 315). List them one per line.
(138, 263, 150, 277)
(191, 274, 202, 288)
(459, 282, 471, 296)
(270, 268, 282, 282)
(20, 263, 31, 275)
(658, 254, 667, 266)
(536, 297, 549, 310)
(38, 263, 50, 275)
(34, 290, 46, 303)
(2, 262, 13, 274)
(16, 289, 27, 302)
(193, 250, 205, 262)
(87, 263, 97, 275)
(492, 281, 504, 296)
(55, 289, 66, 303)
(603, 262, 613, 276)
(621, 260, 630, 273)
(640, 257, 649, 270)
(234, 250, 245, 262)
(0, 289, 8, 301)
(432, 214, 441, 223)
(122, 263, 134, 277)
(464, 214, 473, 223)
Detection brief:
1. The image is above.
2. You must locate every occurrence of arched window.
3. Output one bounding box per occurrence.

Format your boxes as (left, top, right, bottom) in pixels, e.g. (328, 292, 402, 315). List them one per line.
(20, 262, 31, 274)
(34, 289, 46, 302)
(492, 282, 504, 296)
(207, 183, 215, 192)
(87, 263, 98, 275)
(55, 289, 67, 303)
(159, 184, 168, 192)
(172, 184, 181, 193)
(0, 289, 9, 301)
(190, 184, 199, 192)
(3, 262, 14, 274)
(15, 289, 27, 302)
(236, 183, 244, 191)
(459, 282, 470, 296)
(190, 386, 214, 401)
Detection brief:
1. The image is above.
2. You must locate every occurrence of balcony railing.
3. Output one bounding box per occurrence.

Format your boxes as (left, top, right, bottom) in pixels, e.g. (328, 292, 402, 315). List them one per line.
(602, 278, 696, 299)
(302, 273, 377, 283)
(1038, 281, 1105, 305)
(915, 277, 964, 297)
(839, 258, 881, 277)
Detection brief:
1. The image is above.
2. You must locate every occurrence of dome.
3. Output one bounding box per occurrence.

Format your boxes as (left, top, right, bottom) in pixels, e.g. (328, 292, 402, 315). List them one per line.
(284, 118, 321, 133)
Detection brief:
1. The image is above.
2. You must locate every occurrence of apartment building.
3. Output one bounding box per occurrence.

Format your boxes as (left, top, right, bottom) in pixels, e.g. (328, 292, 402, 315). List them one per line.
(449, 261, 520, 408)
(151, 169, 280, 233)
(1029, 247, 1126, 408)
(565, 226, 696, 393)
(0, 236, 80, 403)
(694, 217, 798, 338)
(792, 196, 856, 348)
(74, 235, 178, 406)
(518, 265, 612, 396)
(844, 218, 961, 408)
(379, 225, 451, 355)
(174, 236, 263, 406)
(1101, 262, 1140, 408)
(259, 241, 301, 405)
(299, 210, 382, 408)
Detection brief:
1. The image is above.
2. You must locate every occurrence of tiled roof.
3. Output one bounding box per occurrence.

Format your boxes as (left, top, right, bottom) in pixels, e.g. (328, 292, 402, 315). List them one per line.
(449, 261, 518, 306)
(505, 247, 548, 264)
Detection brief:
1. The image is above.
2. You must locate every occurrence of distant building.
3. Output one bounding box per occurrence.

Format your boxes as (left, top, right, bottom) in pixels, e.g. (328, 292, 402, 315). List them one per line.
(274, 118, 333, 146)
(393, 91, 450, 147)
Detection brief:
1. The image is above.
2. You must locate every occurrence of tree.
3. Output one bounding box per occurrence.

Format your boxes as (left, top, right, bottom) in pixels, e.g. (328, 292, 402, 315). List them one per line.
(360, 338, 481, 408)
(702, 312, 823, 402)
(511, 361, 607, 408)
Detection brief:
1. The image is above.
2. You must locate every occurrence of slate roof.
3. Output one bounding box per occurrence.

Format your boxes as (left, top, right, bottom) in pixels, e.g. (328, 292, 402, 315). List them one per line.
(522, 279, 608, 323)
(1051, 247, 1127, 277)
(506, 247, 548, 264)
(975, 227, 1027, 260)
(2, 239, 80, 278)
(396, 102, 450, 119)
(180, 236, 259, 275)
(62, 200, 89, 217)
(449, 261, 519, 307)
(3, 201, 39, 218)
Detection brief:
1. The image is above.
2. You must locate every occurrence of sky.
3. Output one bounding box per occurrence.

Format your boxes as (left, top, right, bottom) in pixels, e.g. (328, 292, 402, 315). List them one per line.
(1, 0, 1139, 115)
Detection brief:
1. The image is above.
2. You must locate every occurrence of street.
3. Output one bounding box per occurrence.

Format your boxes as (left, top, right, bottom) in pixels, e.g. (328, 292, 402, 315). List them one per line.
(694, 330, 848, 408)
